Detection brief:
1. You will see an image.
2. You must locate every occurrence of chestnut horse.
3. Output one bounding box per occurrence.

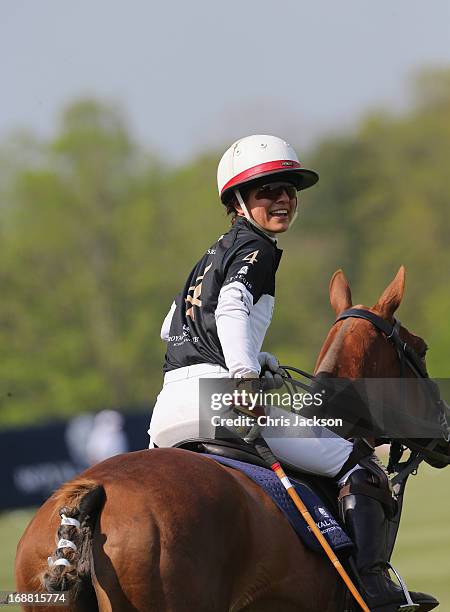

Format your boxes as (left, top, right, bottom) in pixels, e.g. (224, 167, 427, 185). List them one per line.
(15, 267, 445, 611)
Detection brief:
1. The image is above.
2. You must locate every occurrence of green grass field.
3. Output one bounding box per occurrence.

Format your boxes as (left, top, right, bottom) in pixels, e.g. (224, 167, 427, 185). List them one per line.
(1, 463, 449, 611)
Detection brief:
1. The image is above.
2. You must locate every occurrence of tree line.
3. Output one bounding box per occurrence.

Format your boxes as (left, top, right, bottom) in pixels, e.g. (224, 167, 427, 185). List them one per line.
(1, 68, 449, 425)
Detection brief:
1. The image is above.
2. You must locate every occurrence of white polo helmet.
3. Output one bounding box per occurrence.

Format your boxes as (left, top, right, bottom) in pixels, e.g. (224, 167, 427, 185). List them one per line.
(217, 134, 318, 203)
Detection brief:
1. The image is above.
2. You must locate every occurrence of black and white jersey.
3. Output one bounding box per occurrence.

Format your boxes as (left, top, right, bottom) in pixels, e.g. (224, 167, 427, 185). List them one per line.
(162, 217, 282, 377)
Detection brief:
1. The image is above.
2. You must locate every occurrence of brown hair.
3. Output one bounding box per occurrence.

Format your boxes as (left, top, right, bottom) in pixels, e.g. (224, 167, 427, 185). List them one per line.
(223, 186, 252, 225)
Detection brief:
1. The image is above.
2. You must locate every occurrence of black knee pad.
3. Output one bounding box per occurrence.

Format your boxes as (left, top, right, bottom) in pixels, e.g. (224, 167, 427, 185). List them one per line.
(339, 464, 397, 519)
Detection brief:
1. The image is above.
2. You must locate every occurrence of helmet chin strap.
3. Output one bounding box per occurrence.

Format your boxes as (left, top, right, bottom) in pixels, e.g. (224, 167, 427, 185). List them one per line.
(290, 205, 298, 227)
(234, 189, 275, 240)
(234, 189, 298, 240)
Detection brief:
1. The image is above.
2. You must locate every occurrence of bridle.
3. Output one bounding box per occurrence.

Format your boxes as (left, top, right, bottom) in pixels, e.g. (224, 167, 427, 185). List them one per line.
(335, 308, 429, 381)
(335, 308, 450, 469)
(280, 307, 450, 471)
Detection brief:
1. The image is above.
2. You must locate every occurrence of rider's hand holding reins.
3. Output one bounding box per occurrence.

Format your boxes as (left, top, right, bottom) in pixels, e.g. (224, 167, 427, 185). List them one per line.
(258, 351, 284, 390)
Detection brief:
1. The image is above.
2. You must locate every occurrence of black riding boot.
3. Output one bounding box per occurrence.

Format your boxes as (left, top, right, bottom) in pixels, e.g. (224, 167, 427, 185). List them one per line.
(339, 468, 439, 612)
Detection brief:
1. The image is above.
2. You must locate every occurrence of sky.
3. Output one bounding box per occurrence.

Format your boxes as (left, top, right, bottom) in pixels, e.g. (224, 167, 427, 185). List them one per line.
(2, 0, 450, 162)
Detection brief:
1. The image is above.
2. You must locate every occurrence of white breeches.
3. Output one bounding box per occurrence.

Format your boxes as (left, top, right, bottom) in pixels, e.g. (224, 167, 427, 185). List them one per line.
(148, 364, 231, 447)
(148, 363, 354, 479)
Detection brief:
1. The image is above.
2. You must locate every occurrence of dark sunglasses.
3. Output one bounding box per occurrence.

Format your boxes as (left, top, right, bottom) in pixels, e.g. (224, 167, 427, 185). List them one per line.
(255, 182, 297, 200)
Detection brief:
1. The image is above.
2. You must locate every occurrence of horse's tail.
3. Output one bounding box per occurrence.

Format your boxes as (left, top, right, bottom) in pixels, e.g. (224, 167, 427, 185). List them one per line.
(42, 477, 105, 594)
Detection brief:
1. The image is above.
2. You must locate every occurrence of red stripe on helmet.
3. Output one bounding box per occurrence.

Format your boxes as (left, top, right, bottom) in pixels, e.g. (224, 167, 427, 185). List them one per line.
(221, 160, 302, 195)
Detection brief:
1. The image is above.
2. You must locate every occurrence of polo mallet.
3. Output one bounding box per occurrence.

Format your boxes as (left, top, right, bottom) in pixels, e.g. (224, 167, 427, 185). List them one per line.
(235, 393, 369, 612)
(251, 434, 369, 611)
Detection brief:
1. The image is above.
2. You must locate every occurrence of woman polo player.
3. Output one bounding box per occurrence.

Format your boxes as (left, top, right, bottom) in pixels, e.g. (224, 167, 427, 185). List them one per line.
(148, 134, 437, 612)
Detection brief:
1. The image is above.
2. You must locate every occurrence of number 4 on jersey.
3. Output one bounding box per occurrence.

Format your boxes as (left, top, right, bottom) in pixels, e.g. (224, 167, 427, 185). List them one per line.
(242, 250, 259, 264)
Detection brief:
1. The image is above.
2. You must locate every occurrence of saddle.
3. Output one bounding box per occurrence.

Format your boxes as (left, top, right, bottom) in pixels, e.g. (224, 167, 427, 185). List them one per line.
(173, 431, 353, 556)
(175, 434, 342, 514)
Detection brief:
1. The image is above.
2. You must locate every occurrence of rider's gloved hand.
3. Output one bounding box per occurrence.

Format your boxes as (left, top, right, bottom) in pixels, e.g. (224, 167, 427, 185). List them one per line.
(257, 352, 284, 390)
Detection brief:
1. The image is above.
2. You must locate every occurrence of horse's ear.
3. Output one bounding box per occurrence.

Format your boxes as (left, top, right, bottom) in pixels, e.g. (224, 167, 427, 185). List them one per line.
(329, 269, 352, 316)
(373, 266, 406, 319)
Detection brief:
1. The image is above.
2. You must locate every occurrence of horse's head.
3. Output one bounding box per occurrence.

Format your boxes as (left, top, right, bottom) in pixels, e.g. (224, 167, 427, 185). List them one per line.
(313, 266, 450, 469)
(314, 266, 428, 378)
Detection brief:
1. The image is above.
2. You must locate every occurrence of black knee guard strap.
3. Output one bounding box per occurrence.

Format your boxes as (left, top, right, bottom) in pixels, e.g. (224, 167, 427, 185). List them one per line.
(339, 464, 397, 518)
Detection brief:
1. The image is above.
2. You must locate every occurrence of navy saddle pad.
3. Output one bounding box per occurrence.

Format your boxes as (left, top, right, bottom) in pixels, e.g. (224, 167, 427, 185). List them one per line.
(207, 454, 353, 555)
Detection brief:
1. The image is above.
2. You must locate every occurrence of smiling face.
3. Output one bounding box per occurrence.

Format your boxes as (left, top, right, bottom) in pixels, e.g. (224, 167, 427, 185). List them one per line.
(236, 181, 298, 233)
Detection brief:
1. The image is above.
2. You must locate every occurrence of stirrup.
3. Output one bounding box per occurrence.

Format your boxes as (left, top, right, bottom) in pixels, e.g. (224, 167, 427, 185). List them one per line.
(385, 562, 420, 611)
